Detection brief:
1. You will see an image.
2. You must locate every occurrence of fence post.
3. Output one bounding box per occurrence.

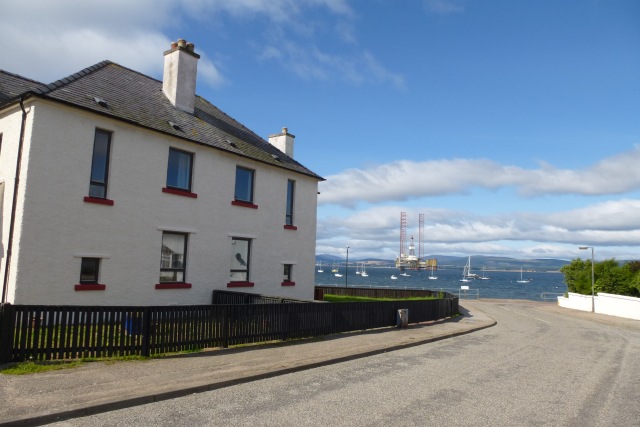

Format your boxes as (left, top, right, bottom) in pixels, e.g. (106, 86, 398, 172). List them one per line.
(141, 307, 151, 357)
(222, 305, 229, 349)
(0, 304, 15, 363)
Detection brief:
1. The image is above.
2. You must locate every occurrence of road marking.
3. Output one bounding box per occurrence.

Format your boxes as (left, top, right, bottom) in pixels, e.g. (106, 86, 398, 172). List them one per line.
(497, 305, 552, 324)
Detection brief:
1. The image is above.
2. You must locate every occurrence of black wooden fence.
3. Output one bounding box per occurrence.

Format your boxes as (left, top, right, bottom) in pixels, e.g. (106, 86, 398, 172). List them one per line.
(211, 289, 309, 304)
(0, 290, 458, 363)
(314, 285, 448, 300)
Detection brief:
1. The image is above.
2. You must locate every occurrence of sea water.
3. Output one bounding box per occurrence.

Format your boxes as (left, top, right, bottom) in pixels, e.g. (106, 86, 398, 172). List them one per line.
(315, 266, 568, 301)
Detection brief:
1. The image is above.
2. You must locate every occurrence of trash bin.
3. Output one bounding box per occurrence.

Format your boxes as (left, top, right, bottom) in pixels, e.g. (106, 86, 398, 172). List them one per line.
(124, 313, 142, 335)
(396, 309, 408, 328)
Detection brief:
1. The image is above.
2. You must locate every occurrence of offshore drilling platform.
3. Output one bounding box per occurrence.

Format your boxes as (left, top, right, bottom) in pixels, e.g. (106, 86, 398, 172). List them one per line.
(394, 212, 437, 270)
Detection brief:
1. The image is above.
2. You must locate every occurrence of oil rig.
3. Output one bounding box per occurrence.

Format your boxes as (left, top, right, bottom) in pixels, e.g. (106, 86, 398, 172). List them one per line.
(394, 212, 437, 270)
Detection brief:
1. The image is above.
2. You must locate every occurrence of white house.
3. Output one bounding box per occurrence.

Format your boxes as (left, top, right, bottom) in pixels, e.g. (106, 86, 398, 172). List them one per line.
(0, 39, 323, 306)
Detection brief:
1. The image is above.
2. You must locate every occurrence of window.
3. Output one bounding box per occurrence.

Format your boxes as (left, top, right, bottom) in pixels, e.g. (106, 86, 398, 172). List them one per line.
(234, 166, 255, 204)
(282, 264, 295, 286)
(80, 258, 100, 284)
(230, 238, 251, 282)
(88, 129, 112, 198)
(160, 232, 187, 283)
(75, 257, 106, 290)
(286, 179, 295, 226)
(166, 148, 193, 192)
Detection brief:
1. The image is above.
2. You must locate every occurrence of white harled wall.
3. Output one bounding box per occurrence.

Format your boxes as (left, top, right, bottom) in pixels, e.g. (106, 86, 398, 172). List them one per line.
(3, 99, 318, 305)
(0, 102, 34, 304)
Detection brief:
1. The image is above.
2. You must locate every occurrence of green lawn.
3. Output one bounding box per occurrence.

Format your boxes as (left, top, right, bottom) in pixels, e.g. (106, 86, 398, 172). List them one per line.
(323, 294, 439, 303)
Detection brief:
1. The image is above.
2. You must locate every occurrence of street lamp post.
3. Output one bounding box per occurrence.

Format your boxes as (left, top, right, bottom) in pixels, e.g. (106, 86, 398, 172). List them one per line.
(345, 246, 349, 287)
(579, 246, 595, 312)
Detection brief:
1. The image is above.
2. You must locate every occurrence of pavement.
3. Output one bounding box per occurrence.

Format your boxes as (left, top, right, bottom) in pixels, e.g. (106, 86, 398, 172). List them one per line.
(0, 301, 495, 426)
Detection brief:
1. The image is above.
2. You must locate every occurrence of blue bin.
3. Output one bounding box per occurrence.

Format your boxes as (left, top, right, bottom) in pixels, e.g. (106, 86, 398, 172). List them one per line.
(124, 314, 142, 335)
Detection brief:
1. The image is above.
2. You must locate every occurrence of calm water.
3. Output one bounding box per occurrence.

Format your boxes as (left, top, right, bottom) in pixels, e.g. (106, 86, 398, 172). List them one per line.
(315, 266, 568, 301)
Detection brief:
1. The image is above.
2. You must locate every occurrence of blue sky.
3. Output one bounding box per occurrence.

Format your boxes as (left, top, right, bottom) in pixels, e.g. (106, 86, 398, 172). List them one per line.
(3, 0, 640, 261)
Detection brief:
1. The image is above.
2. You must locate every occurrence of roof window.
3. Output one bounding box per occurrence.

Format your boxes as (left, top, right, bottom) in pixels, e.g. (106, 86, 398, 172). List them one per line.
(93, 97, 108, 108)
(271, 154, 281, 162)
(227, 139, 238, 149)
(168, 121, 182, 131)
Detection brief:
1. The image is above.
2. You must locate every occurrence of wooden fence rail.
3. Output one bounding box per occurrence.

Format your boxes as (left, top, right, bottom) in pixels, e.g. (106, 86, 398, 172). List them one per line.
(0, 290, 458, 363)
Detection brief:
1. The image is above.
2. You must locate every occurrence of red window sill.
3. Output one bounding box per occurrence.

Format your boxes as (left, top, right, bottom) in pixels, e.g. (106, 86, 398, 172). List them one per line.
(227, 281, 255, 288)
(75, 284, 106, 291)
(231, 200, 258, 209)
(284, 225, 298, 230)
(84, 196, 114, 206)
(155, 282, 192, 289)
(162, 187, 198, 198)
(281, 281, 296, 286)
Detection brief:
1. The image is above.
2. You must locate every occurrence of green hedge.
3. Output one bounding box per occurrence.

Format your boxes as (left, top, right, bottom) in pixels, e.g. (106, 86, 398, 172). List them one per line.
(323, 294, 439, 303)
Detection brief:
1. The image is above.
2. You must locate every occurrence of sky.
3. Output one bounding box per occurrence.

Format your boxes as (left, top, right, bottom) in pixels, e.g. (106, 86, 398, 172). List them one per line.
(2, 0, 640, 262)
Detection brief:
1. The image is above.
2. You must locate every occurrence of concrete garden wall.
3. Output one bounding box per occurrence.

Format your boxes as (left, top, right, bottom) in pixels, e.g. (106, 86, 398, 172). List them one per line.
(558, 292, 640, 321)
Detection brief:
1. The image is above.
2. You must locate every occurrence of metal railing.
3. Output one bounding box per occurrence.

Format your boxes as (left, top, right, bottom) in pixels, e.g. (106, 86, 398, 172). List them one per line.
(540, 292, 565, 301)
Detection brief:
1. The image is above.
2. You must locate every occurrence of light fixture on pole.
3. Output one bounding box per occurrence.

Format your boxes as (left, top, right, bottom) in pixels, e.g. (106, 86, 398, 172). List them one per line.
(345, 245, 350, 287)
(579, 246, 595, 313)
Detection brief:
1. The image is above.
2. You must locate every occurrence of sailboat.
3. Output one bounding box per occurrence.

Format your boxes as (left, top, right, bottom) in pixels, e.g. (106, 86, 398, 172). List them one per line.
(317, 262, 324, 273)
(428, 265, 438, 280)
(361, 263, 369, 277)
(516, 267, 530, 283)
(460, 256, 474, 282)
(332, 263, 342, 277)
(355, 263, 362, 275)
(479, 266, 490, 280)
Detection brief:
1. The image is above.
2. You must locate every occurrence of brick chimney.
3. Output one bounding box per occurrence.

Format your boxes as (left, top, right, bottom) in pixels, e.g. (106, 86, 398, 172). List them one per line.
(162, 39, 200, 113)
(269, 127, 295, 158)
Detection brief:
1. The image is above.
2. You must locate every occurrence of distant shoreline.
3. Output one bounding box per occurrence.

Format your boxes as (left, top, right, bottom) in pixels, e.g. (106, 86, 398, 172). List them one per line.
(329, 264, 562, 273)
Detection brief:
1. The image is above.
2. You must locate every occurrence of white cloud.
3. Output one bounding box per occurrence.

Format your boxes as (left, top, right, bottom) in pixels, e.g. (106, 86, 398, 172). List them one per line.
(2, 0, 399, 90)
(185, 0, 353, 22)
(319, 146, 640, 207)
(544, 199, 640, 231)
(258, 32, 404, 88)
(0, 0, 225, 89)
(521, 149, 640, 196)
(316, 197, 640, 261)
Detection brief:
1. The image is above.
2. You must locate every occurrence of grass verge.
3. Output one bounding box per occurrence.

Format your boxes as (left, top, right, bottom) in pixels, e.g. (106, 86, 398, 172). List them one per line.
(1, 360, 83, 375)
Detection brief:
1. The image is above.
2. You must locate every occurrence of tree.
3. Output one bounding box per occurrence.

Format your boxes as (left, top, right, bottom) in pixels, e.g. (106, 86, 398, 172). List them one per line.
(560, 258, 591, 295)
(561, 258, 640, 297)
(594, 259, 629, 295)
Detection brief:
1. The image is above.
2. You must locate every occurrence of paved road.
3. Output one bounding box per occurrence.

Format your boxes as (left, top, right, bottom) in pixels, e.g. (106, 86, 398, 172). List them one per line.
(49, 301, 640, 426)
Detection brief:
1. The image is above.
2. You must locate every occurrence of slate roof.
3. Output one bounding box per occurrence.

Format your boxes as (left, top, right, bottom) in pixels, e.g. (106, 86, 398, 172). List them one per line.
(0, 70, 48, 103)
(0, 62, 323, 180)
